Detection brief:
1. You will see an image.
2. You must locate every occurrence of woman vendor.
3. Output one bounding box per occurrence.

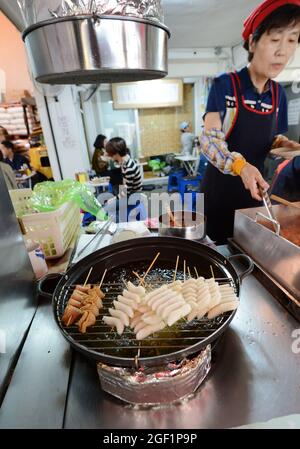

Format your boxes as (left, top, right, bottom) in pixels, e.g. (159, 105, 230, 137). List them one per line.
(200, 0, 300, 243)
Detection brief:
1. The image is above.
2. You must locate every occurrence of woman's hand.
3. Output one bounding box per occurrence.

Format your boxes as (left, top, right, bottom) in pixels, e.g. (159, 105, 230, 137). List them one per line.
(282, 140, 300, 150)
(240, 163, 269, 201)
(273, 135, 300, 150)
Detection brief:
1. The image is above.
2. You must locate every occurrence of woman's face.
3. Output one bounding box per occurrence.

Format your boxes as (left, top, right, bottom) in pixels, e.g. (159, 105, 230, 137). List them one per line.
(112, 154, 122, 162)
(250, 25, 300, 79)
(0, 144, 8, 158)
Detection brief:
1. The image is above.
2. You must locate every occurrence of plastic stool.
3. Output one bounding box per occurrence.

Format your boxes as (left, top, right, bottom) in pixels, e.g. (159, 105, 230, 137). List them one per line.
(178, 175, 202, 199)
(184, 190, 202, 212)
(167, 169, 186, 192)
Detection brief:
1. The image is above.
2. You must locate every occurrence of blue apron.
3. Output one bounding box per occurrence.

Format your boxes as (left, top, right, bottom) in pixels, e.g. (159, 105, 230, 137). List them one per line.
(201, 72, 279, 244)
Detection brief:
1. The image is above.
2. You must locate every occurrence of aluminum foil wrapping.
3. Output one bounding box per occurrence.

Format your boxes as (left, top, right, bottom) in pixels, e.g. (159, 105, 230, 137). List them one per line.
(17, 0, 164, 29)
(97, 346, 212, 405)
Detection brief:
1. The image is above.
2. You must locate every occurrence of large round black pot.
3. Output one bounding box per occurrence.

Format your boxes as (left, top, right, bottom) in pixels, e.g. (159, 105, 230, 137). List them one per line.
(38, 237, 253, 367)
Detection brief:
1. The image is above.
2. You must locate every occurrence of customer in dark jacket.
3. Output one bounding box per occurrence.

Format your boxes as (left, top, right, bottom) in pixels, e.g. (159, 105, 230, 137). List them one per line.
(0, 140, 31, 171)
(0, 126, 10, 143)
(92, 134, 109, 174)
(0, 150, 17, 190)
(271, 156, 300, 201)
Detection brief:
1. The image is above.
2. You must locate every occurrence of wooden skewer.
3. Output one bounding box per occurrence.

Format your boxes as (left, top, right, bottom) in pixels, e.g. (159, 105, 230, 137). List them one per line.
(132, 271, 141, 280)
(184, 260, 186, 282)
(173, 255, 180, 282)
(131, 271, 152, 291)
(83, 267, 93, 286)
(165, 204, 180, 227)
(194, 267, 199, 278)
(99, 269, 107, 288)
(132, 271, 147, 286)
(210, 265, 215, 279)
(166, 205, 175, 222)
(66, 316, 72, 327)
(270, 194, 300, 210)
(187, 266, 192, 278)
(140, 252, 160, 285)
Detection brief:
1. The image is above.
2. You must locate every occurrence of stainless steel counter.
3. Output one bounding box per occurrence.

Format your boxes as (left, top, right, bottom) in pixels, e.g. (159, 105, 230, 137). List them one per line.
(0, 246, 300, 429)
(0, 172, 36, 403)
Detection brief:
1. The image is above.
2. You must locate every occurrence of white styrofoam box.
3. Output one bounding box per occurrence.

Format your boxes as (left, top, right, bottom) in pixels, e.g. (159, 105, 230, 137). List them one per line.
(7, 107, 23, 113)
(16, 131, 28, 135)
(14, 119, 26, 126)
(12, 127, 27, 132)
(9, 114, 24, 120)
(10, 130, 27, 135)
(12, 130, 27, 135)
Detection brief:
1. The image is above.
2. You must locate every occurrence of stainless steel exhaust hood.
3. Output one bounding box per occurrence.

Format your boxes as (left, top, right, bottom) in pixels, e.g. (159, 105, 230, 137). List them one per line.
(15, 1, 170, 85)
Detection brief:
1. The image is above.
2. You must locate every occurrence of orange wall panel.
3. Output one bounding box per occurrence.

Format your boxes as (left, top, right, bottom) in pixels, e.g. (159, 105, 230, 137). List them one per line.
(0, 13, 33, 102)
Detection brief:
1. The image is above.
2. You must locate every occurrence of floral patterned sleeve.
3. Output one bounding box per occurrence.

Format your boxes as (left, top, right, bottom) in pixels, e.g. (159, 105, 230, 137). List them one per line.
(199, 128, 246, 176)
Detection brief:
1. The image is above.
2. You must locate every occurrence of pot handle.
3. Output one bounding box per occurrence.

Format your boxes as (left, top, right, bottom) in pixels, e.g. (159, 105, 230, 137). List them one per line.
(38, 272, 64, 299)
(227, 254, 254, 282)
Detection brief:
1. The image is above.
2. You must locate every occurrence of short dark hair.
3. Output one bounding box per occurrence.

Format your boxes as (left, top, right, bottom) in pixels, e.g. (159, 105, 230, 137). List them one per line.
(244, 4, 300, 62)
(94, 134, 106, 149)
(1, 140, 14, 151)
(105, 137, 129, 158)
(0, 126, 9, 141)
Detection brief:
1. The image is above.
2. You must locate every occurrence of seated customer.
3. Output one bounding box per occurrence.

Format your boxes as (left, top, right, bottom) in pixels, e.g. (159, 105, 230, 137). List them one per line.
(0, 140, 31, 171)
(92, 134, 123, 195)
(105, 137, 142, 195)
(271, 156, 300, 202)
(0, 150, 17, 190)
(0, 126, 10, 143)
(105, 138, 145, 222)
(92, 134, 109, 175)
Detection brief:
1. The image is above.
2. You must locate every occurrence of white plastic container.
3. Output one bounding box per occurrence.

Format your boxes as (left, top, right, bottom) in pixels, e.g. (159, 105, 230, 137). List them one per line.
(10, 189, 81, 259)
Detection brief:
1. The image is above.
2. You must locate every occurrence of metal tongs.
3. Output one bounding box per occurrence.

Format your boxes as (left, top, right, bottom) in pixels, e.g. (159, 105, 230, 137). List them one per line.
(258, 187, 281, 235)
(77, 217, 114, 258)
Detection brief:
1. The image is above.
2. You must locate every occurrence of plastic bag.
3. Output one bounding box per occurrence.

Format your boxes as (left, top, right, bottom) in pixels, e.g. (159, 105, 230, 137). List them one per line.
(148, 159, 166, 171)
(27, 179, 108, 220)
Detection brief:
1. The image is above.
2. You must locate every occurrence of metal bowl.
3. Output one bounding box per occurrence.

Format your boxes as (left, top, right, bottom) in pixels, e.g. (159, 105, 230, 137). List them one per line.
(22, 15, 170, 84)
(158, 210, 206, 240)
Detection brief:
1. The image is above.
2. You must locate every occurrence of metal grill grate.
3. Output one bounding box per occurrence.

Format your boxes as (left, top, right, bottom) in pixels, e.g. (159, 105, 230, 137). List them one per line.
(54, 264, 238, 366)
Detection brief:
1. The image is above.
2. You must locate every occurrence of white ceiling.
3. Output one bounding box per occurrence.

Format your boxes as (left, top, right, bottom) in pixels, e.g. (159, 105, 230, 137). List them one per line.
(162, 0, 262, 48)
